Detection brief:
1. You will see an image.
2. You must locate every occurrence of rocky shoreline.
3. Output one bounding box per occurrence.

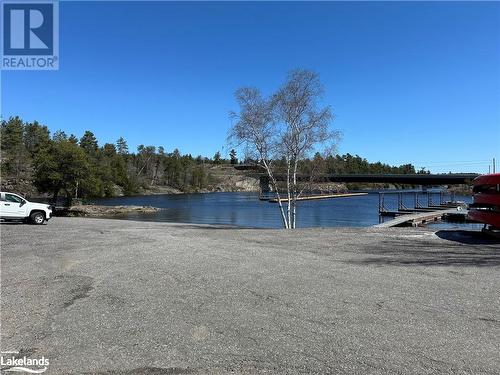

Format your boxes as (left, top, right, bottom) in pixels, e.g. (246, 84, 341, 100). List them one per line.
(65, 204, 160, 217)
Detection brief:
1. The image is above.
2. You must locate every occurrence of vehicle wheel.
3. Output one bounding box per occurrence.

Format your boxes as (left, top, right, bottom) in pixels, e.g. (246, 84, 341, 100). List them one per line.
(30, 212, 45, 225)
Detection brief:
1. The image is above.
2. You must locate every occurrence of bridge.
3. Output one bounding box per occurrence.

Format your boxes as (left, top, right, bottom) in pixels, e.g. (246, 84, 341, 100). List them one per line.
(234, 165, 479, 192)
(271, 173, 479, 185)
(234, 165, 478, 184)
(243, 173, 478, 193)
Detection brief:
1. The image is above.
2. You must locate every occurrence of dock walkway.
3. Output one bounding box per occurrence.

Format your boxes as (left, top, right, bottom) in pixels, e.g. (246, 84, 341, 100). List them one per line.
(374, 208, 463, 228)
(268, 192, 367, 203)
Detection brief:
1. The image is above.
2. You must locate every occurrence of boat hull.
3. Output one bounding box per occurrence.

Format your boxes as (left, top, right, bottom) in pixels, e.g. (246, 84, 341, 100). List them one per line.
(468, 208, 500, 228)
(469, 173, 500, 228)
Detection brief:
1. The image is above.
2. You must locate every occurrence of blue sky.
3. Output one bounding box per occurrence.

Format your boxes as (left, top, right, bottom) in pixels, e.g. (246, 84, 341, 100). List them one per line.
(2, 1, 499, 173)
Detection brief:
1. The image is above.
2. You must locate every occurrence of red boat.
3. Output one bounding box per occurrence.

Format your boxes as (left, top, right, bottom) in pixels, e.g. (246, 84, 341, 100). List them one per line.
(468, 173, 500, 229)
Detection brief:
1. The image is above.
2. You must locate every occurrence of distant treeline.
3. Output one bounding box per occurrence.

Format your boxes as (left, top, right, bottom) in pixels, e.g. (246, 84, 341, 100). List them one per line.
(249, 153, 425, 176)
(0, 116, 426, 202)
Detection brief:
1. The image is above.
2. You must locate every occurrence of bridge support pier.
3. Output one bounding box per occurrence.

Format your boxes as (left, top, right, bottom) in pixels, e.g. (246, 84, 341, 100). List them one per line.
(260, 176, 271, 195)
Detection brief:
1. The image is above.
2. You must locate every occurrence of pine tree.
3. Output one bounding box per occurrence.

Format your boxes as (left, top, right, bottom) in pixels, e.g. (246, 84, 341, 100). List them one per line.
(229, 149, 238, 165)
(116, 137, 129, 155)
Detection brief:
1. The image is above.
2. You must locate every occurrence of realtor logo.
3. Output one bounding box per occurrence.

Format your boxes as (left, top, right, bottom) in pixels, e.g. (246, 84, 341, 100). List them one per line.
(1, 0, 59, 70)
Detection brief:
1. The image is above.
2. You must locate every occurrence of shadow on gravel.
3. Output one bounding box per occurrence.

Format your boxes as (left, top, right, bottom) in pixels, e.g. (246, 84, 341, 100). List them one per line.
(352, 250, 500, 267)
(0, 221, 25, 225)
(167, 224, 249, 230)
(351, 232, 500, 267)
(93, 217, 251, 230)
(435, 230, 500, 245)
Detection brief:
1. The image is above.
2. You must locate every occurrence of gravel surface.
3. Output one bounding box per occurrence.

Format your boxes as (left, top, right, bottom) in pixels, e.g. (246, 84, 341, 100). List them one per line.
(1, 217, 499, 374)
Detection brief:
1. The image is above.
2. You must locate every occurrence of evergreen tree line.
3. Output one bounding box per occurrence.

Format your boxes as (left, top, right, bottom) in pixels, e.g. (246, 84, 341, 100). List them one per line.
(1, 116, 424, 202)
(302, 152, 427, 175)
(243, 153, 427, 177)
(0, 116, 237, 202)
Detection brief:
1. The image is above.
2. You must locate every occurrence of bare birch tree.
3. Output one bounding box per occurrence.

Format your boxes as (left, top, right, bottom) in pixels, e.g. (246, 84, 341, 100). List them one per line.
(229, 87, 290, 228)
(229, 69, 340, 229)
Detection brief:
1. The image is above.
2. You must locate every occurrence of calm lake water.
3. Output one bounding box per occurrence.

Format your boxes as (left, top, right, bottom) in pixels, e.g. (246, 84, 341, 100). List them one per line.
(92, 191, 478, 229)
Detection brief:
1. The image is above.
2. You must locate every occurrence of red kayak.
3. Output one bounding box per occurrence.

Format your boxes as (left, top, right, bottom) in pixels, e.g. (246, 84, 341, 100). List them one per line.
(468, 173, 500, 228)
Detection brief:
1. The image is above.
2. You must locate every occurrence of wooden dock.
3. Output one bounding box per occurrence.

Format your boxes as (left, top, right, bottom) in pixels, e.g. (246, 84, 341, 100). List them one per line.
(397, 206, 453, 213)
(268, 192, 368, 203)
(374, 208, 465, 228)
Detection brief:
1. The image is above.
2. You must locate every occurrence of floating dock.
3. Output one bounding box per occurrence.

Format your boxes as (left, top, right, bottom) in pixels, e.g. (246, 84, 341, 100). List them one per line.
(374, 208, 466, 228)
(375, 191, 472, 227)
(268, 192, 368, 203)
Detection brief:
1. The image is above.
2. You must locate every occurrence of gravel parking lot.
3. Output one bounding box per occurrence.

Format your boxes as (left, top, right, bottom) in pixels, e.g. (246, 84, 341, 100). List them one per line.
(1, 217, 499, 374)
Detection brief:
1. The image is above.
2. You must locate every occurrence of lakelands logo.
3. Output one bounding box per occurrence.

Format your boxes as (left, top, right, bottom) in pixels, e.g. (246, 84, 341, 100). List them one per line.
(1, 0, 59, 70)
(1, 351, 49, 373)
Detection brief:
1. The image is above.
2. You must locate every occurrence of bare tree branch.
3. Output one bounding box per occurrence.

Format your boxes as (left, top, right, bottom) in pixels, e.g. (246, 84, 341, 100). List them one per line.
(228, 70, 340, 229)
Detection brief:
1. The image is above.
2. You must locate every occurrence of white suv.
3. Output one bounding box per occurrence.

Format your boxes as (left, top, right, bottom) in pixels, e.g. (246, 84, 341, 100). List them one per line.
(0, 192, 53, 224)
